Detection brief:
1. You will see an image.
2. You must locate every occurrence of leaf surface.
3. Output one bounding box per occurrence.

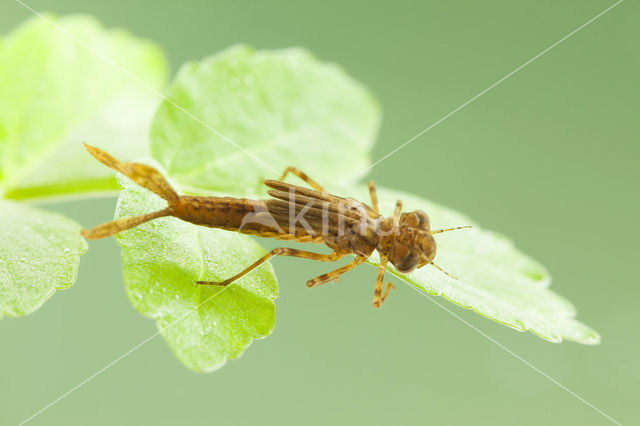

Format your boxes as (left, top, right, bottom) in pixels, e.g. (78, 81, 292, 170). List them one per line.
(340, 185, 600, 344)
(0, 14, 168, 200)
(0, 200, 87, 318)
(150, 45, 380, 196)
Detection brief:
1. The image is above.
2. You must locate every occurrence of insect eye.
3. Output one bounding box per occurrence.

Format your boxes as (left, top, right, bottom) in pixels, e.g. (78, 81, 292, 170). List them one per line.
(419, 235, 436, 260)
(401, 211, 430, 229)
(395, 252, 418, 273)
(414, 210, 429, 229)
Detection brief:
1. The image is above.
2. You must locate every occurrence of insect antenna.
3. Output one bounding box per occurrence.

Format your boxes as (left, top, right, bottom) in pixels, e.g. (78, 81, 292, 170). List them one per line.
(431, 225, 472, 234)
(429, 262, 458, 280)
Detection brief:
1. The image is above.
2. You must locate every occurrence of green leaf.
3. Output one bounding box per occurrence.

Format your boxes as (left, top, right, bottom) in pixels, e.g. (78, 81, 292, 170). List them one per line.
(114, 172, 278, 372)
(150, 44, 380, 196)
(0, 14, 168, 200)
(341, 185, 600, 344)
(0, 200, 88, 318)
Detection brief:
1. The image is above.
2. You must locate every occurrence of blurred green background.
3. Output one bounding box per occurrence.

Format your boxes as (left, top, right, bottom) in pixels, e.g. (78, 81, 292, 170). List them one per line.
(1, 0, 638, 424)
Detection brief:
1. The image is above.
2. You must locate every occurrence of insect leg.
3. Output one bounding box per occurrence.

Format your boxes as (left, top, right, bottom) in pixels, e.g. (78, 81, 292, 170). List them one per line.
(367, 181, 379, 214)
(372, 255, 395, 308)
(306, 256, 367, 288)
(279, 166, 326, 192)
(196, 249, 345, 286)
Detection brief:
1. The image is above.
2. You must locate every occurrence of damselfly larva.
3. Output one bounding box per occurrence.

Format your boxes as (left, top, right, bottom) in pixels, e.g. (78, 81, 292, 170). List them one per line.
(81, 144, 471, 307)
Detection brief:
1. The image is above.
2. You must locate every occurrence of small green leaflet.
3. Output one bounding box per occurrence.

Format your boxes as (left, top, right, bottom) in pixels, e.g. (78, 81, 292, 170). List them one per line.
(0, 200, 87, 318)
(339, 185, 600, 344)
(150, 44, 381, 196)
(0, 14, 168, 200)
(114, 174, 278, 372)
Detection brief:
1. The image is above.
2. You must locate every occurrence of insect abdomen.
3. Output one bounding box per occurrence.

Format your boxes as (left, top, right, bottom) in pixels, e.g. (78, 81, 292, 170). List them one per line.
(174, 196, 320, 242)
(174, 196, 261, 229)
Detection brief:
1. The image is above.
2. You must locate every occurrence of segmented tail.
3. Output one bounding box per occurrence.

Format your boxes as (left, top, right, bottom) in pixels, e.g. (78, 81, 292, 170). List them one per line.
(83, 143, 178, 203)
(81, 143, 179, 240)
(81, 208, 172, 240)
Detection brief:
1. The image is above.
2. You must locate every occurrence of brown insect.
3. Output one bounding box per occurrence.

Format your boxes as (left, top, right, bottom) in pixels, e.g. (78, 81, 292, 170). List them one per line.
(81, 144, 470, 307)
